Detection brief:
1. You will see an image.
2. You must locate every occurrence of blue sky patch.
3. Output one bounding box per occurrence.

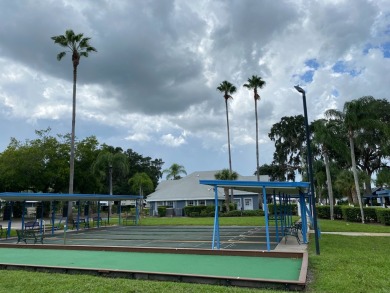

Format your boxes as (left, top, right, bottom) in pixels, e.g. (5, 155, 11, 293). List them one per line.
(332, 61, 361, 77)
(382, 42, 390, 58)
(305, 58, 320, 69)
(300, 70, 314, 82)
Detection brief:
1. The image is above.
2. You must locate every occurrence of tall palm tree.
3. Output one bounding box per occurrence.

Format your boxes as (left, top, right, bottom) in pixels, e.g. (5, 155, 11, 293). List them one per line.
(326, 98, 373, 223)
(51, 29, 97, 219)
(243, 75, 266, 207)
(163, 163, 187, 180)
(217, 81, 237, 204)
(214, 169, 238, 212)
(128, 172, 154, 197)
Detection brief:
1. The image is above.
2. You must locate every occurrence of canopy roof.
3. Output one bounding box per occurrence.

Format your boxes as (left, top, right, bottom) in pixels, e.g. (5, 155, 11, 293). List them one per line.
(0, 192, 142, 202)
(199, 180, 310, 197)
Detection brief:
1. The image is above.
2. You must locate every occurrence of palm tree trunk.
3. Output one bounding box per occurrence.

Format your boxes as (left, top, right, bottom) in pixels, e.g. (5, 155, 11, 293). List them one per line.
(254, 99, 263, 208)
(324, 150, 334, 220)
(349, 132, 365, 223)
(67, 65, 78, 221)
(225, 99, 233, 211)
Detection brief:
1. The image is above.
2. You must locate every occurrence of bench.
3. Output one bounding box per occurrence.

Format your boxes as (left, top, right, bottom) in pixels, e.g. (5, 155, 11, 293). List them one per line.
(0, 225, 7, 239)
(72, 218, 89, 229)
(92, 216, 106, 227)
(16, 229, 44, 244)
(284, 221, 302, 244)
(24, 221, 40, 230)
(124, 215, 137, 225)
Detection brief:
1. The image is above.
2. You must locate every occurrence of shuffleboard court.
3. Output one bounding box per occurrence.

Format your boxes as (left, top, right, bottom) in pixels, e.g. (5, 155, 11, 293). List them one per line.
(0, 246, 307, 290)
(1, 225, 281, 250)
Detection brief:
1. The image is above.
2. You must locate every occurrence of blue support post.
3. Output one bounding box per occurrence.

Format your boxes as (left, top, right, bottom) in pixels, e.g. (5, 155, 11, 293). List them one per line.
(299, 194, 308, 244)
(97, 201, 101, 228)
(22, 201, 26, 230)
(263, 186, 271, 251)
(76, 200, 81, 230)
(135, 199, 139, 225)
(7, 202, 13, 238)
(39, 201, 44, 234)
(272, 190, 279, 242)
(51, 201, 56, 235)
(118, 201, 122, 225)
(212, 186, 220, 249)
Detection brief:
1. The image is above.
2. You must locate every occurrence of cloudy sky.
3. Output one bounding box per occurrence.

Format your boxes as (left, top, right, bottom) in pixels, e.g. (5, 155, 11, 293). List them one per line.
(0, 0, 389, 177)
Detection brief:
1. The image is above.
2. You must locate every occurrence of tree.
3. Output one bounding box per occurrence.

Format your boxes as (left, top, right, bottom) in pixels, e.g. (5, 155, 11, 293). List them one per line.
(216, 81, 236, 177)
(376, 167, 390, 188)
(243, 76, 266, 184)
(214, 169, 238, 212)
(217, 80, 237, 207)
(311, 119, 347, 220)
(92, 150, 129, 217)
(256, 164, 286, 182)
(325, 97, 377, 223)
(51, 29, 97, 219)
(269, 115, 306, 181)
(163, 163, 187, 180)
(128, 172, 154, 197)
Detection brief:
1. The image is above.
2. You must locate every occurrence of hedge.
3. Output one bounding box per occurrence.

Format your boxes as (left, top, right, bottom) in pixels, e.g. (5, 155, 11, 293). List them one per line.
(341, 206, 382, 223)
(157, 206, 166, 217)
(316, 205, 343, 219)
(376, 209, 390, 225)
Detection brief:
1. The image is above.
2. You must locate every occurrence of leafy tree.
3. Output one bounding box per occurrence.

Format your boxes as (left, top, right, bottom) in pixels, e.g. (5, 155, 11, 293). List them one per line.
(269, 115, 306, 181)
(256, 164, 286, 181)
(74, 136, 100, 193)
(128, 172, 154, 197)
(375, 167, 390, 188)
(51, 29, 97, 219)
(311, 119, 347, 220)
(163, 163, 187, 180)
(326, 97, 380, 223)
(92, 149, 129, 217)
(214, 169, 238, 212)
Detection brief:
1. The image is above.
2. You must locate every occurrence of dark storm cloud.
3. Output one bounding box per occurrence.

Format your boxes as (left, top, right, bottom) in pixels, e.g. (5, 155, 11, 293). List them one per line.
(0, 0, 213, 115)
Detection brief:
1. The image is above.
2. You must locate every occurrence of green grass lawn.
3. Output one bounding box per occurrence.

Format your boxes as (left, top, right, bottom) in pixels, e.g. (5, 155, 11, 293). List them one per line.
(0, 216, 389, 293)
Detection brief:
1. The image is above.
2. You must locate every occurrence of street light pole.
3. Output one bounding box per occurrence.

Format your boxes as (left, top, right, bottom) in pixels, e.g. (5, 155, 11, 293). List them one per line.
(294, 85, 320, 255)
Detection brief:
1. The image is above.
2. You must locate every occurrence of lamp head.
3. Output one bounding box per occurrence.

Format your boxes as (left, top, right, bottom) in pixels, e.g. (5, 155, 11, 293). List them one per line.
(294, 85, 305, 94)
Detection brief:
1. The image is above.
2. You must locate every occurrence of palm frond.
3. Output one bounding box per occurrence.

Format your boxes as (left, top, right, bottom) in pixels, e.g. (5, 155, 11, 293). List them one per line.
(56, 52, 66, 61)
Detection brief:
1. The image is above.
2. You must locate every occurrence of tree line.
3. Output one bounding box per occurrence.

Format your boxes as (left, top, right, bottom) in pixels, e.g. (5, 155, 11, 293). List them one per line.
(0, 128, 164, 197)
(260, 96, 390, 221)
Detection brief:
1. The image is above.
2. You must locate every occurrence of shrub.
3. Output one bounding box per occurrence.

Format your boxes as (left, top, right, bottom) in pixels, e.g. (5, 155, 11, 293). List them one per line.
(317, 206, 330, 219)
(376, 209, 390, 225)
(364, 207, 379, 223)
(157, 206, 166, 217)
(316, 205, 344, 220)
(342, 206, 362, 222)
(184, 206, 207, 216)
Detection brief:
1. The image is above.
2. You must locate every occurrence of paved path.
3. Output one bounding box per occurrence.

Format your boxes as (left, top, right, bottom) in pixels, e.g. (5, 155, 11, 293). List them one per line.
(318, 231, 390, 236)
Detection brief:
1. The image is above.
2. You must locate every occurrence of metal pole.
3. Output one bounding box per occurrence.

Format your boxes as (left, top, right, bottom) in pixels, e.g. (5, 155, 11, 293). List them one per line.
(295, 86, 320, 255)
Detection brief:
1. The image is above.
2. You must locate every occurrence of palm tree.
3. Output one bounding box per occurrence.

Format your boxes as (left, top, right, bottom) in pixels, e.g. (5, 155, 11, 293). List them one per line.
(312, 119, 346, 220)
(243, 75, 266, 207)
(325, 98, 373, 223)
(214, 169, 238, 212)
(51, 29, 97, 219)
(128, 172, 154, 197)
(163, 163, 187, 180)
(92, 151, 129, 218)
(217, 81, 237, 205)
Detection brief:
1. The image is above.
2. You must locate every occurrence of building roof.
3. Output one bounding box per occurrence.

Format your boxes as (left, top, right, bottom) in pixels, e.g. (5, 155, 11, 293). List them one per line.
(0, 192, 142, 202)
(147, 171, 266, 202)
(199, 180, 310, 197)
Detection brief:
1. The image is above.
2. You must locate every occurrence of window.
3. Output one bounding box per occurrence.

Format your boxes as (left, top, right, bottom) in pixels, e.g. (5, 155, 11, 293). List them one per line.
(166, 201, 173, 207)
(157, 202, 164, 206)
(198, 200, 206, 206)
(245, 199, 251, 206)
(187, 200, 194, 206)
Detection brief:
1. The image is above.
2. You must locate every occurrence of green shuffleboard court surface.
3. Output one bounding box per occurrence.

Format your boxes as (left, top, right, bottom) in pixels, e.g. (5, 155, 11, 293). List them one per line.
(0, 248, 302, 281)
